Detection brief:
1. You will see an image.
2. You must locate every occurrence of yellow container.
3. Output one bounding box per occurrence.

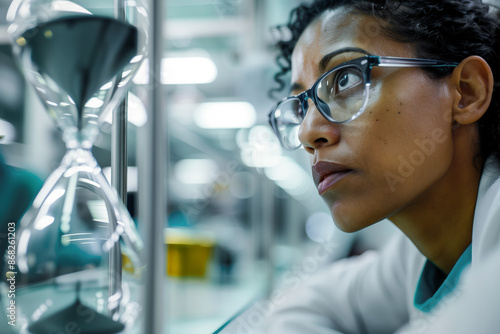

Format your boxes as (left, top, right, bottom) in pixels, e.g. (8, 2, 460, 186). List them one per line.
(165, 228, 215, 278)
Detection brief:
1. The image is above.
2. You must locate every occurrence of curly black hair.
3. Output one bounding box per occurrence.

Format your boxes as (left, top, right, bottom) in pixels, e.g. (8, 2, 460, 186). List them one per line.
(272, 0, 500, 164)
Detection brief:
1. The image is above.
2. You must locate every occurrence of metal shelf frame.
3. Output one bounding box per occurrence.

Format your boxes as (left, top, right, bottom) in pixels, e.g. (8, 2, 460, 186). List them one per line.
(110, 0, 167, 333)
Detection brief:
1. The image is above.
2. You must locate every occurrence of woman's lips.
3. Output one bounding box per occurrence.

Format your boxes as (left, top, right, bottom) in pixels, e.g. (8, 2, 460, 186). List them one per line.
(312, 161, 353, 194)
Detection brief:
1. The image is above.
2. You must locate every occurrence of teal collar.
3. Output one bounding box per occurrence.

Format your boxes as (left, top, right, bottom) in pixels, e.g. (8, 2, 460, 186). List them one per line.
(414, 244, 472, 312)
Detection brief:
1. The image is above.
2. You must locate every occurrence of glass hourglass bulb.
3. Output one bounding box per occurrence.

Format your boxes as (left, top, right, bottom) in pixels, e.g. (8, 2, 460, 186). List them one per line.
(1, 1, 148, 333)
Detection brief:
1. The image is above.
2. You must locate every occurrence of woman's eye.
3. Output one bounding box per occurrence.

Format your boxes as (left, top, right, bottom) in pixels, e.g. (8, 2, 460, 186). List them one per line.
(335, 70, 362, 93)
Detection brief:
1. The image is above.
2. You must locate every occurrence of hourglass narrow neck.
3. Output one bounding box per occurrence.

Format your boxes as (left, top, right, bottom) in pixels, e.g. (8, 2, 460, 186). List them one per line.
(60, 146, 99, 169)
(63, 126, 99, 150)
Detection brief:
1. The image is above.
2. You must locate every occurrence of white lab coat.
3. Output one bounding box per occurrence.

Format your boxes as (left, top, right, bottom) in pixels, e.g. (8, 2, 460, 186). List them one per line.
(265, 157, 500, 334)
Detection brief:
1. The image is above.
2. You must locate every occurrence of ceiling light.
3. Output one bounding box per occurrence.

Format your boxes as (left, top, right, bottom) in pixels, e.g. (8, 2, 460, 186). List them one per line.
(133, 56, 217, 85)
(194, 101, 256, 129)
(174, 159, 218, 185)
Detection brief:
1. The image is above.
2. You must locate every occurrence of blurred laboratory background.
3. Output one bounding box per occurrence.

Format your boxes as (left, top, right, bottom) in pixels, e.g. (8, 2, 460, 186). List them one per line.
(0, 0, 396, 333)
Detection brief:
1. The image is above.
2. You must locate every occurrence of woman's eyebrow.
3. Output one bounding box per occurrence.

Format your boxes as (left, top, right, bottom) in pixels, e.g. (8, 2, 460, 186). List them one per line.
(289, 82, 305, 95)
(318, 47, 372, 73)
(289, 47, 372, 95)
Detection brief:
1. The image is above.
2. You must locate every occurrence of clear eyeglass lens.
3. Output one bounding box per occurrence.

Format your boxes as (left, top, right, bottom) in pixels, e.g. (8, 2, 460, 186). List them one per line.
(275, 97, 303, 149)
(316, 65, 366, 122)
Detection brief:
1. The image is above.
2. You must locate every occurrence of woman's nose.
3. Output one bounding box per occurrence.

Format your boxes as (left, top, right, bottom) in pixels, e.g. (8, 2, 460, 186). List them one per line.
(298, 101, 340, 152)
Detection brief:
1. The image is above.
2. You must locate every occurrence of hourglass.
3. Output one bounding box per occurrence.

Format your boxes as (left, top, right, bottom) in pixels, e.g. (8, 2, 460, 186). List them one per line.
(2, 0, 148, 332)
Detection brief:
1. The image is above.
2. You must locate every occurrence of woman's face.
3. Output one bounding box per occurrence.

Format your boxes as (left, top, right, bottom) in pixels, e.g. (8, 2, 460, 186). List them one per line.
(293, 8, 456, 232)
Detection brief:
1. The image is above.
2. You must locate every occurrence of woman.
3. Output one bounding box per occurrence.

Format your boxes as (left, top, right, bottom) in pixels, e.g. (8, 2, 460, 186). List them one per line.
(266, 0, 500, 333)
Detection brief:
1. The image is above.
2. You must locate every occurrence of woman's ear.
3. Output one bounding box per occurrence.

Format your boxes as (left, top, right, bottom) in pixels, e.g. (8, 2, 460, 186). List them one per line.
(451, 56, 494, 125)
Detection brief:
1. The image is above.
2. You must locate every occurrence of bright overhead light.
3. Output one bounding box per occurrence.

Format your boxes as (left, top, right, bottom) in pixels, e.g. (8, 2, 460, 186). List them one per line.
(174, 159, 218, 184)
(133, 56, 218, 85)
(194, 101, 256, 129)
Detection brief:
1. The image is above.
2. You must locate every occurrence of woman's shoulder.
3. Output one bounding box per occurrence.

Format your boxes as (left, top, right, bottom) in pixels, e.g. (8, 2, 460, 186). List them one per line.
(471, 155, 500, 262)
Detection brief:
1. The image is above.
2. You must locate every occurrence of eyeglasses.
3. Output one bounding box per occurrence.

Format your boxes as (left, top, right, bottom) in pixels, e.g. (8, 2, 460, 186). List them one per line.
(268, 55, 458, 150)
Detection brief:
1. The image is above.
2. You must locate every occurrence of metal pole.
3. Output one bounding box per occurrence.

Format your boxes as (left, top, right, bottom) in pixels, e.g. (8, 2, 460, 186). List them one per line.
(109, 100, 126, 318)
(140, 0, 166, 332)
(110, 0, 127, 320)
(112, 0, 128, 204)
(111, 101, 128, 204)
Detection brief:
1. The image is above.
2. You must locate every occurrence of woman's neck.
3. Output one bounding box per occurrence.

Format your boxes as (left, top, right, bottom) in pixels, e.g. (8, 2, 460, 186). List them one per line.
(390, 126, 482, 274)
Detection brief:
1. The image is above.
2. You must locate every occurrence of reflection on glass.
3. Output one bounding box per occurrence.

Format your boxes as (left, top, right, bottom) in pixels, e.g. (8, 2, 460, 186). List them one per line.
(1, 0, 147, 332)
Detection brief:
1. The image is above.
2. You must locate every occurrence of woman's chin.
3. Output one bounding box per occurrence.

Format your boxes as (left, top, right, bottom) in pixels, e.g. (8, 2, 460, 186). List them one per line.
(331, 208, 381, 233)
(332, 219, 366, 233)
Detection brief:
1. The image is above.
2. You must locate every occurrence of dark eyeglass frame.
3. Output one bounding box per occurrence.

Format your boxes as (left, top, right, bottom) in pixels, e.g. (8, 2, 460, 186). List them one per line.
(268, 55, 459, 150)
